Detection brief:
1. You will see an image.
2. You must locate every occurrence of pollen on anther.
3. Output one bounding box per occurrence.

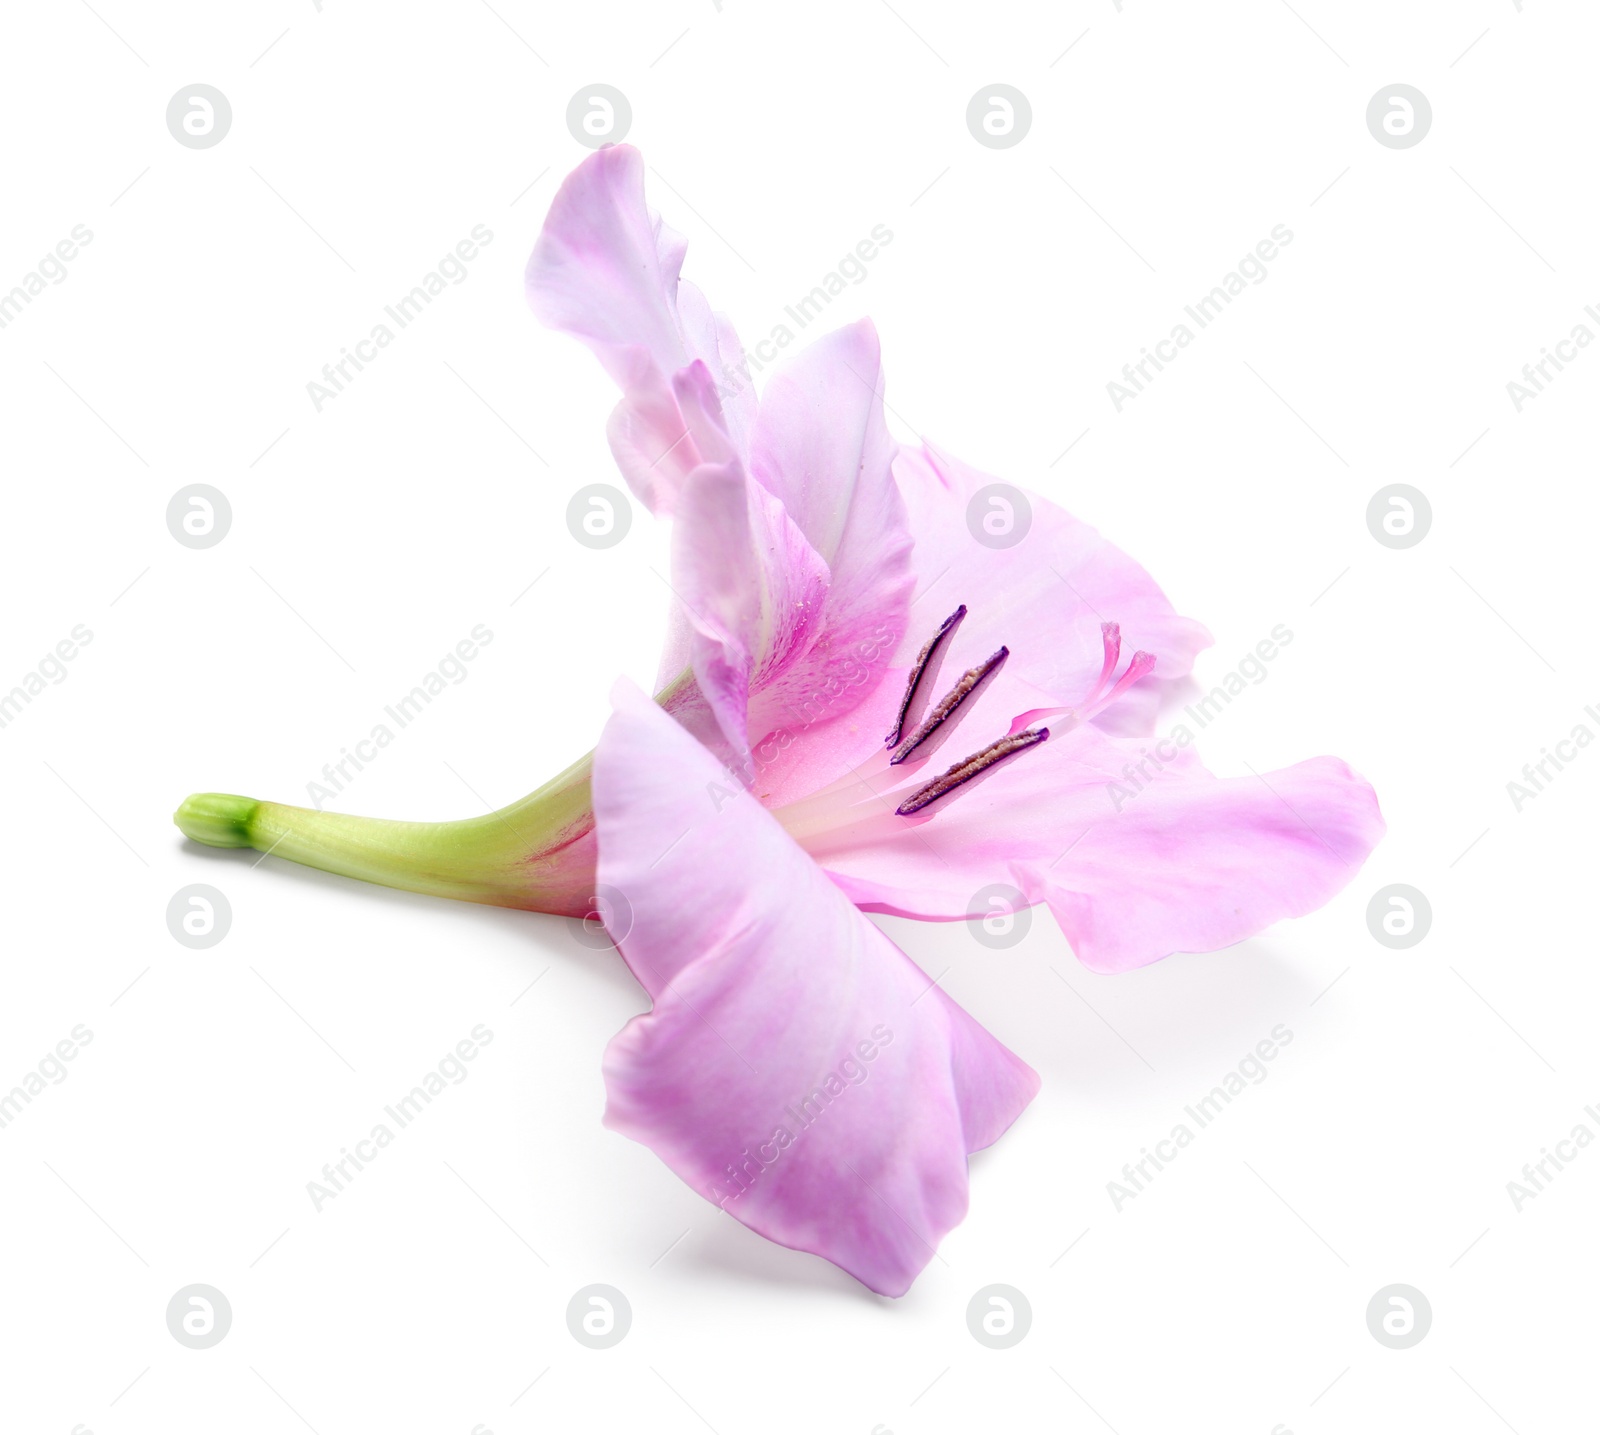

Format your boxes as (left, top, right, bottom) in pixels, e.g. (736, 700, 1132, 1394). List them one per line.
(885, 603, 966, 747)
(895, 727, 1049, 817)
(891, 646, 1008, 765)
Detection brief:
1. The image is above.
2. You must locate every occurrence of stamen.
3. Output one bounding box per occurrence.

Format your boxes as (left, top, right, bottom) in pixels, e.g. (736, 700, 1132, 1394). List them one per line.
(890, 647, 1009, 765)
(895, 728, 1049, 816)
(885, 604, 966, 747)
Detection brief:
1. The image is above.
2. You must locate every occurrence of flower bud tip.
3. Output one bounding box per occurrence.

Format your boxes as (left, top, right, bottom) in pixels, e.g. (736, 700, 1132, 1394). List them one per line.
(174, 792, 260, 848)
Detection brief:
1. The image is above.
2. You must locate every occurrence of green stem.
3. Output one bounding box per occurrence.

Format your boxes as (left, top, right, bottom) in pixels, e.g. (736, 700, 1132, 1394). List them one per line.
(174, 751, 598, 917)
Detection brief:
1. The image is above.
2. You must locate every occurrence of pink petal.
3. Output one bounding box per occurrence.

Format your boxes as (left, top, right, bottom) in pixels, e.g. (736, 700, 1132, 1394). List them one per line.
(1012, 749, 1386, 973)
(663, 325, 920, 766)
(891, 443, 1212, 731)
(525, 146, 753, 513)
(527, 157, 909, 755)
(647, 364, 738, 692)
(593, 679, 1039, 1296)
(748, 319, 913, 671)
(775, 705, 1383, 968)
(732, 440, 1214, 812)
(666, 459, 829, 765)
(738, 320, 916, 746)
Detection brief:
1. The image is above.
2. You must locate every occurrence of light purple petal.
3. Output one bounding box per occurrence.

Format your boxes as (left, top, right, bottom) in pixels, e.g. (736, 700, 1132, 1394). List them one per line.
(735, 441, 1214, 812)
(1011, 748, 1385, 972)
(526, 146, 753, 513)
(593, 678, 1039, 1296)
(735, 320, 915, 746)
(775, 705, 1383, 966)
(667, 459, 829, 764)
(892, 443, 1212, 730)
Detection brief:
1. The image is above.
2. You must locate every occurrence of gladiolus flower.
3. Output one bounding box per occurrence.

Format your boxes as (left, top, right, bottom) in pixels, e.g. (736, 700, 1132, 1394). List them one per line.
(178, 144, 1381, 975)
(173, 147, 1383, 1293)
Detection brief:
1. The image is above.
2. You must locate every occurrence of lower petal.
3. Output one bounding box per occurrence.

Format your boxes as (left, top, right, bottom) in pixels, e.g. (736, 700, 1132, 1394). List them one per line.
(1015, 751, 1386, 973)
(593, 679, 1038, 1296)
(778, 720, 1383, 971)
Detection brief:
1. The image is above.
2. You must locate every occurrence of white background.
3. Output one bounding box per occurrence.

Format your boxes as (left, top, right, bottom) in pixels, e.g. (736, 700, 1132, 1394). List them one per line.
(2, 1, 1596, 1432)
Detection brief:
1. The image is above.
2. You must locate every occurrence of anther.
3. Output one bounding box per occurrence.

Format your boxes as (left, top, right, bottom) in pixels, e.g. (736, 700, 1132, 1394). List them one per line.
(895, 728, 1049, 816)
(885, 604, 966, 748)
(891, 646, 1009, 765)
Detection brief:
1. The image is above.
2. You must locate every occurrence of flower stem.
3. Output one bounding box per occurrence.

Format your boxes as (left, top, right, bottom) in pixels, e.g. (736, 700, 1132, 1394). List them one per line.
(173, 752, 598, 917)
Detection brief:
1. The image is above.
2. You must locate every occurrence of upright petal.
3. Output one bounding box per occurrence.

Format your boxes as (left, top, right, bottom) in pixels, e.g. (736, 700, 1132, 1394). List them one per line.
(734, 438, 1212, 812)
(526, 146, 753, 512)
(891, 444, 1212, 733)
(529, 156, 913, 750)
(648, 364, 740, 692)
(525, 145, 691, 386)
(667, 459, 829, 765)
(592, 679, 1038, 1296)
(743, 320, 914, 745)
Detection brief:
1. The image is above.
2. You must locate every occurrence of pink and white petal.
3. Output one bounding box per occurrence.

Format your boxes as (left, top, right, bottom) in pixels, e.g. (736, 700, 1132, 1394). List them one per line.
(604, 359, 740, 521)
(526, 146, 749, 513)
(741, 665, 906, 811)
(680, 279, 757, 456)
(526, 145, 696, 386)
(779, 722, 1383, 969)
(1015, 751, 1385, 974)
(669, 461, 830, 766)
(738, 321, 914, 742)
(604, 384, 702, 516)
(750, 321, 913, 640)
(593, 679, 1039, 1297)
(740, 636, 1094, 814)
(642, 365, 740, 693)
(671, 360, 739, 468)
(716, 430, 1203, 792)
(891, 444, 1212, 731)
